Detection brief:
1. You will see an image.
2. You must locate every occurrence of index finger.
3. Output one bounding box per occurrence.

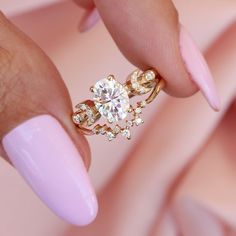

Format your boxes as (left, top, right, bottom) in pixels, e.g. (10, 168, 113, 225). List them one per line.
(76, 0, 220, 110)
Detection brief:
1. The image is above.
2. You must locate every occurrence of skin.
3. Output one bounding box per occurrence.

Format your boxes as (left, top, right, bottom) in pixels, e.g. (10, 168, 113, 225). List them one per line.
(67, 21, 236, 235)
(0, 12, 90, 166)
(0, 0, 197, 166)
(77, 0, 197, 96)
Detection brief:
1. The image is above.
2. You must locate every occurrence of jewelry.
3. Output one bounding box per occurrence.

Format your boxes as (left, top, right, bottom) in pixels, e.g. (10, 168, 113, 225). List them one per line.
(72, 69, 165, 141)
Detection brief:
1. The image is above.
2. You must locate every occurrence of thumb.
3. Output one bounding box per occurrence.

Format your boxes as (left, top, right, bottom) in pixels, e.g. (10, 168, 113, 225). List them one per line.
(0, 12, 97, 225)
(93, 0, 220, 110)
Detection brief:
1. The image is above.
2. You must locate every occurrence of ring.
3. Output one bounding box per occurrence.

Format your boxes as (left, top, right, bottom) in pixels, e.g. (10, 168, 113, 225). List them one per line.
(72, 69, 165, 141)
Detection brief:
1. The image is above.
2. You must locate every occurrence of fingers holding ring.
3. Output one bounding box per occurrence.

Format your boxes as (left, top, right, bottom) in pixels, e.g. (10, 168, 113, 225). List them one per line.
(72, 69, 165, 141)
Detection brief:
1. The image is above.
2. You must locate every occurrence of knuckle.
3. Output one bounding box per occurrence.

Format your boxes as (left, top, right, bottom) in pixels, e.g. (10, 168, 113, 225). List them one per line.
(0, 43, 52, 136)
(0, 48, 15, 111)
(0, 15, 61, 136)
(0, 47, 32, 113)
(0, 43, 55, 117)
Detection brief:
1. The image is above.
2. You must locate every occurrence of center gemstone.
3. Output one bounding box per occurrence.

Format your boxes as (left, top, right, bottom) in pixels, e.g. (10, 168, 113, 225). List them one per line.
(92, 77, 130, 123)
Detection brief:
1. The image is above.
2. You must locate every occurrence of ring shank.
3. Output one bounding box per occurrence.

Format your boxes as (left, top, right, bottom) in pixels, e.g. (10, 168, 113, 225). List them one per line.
(72, 69, 165, 136)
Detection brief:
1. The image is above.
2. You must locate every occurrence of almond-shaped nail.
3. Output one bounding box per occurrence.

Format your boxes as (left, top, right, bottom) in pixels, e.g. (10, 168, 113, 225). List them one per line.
(2, 115, 97, 226)
(79, 8, 100, 33)
(179, 25, 220, 111)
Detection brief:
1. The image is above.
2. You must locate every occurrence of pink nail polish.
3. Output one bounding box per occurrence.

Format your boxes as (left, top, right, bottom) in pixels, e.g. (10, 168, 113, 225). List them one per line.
(79, 8, 100, 32)
(179, 25, 220, 111)
(2, 115, 97, 226)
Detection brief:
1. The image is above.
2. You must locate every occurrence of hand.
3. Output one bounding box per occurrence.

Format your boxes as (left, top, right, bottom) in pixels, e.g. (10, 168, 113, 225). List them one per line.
(0, 12, 93, 226)
(69, 3, 236, 235)
(0, 0, 222, 227)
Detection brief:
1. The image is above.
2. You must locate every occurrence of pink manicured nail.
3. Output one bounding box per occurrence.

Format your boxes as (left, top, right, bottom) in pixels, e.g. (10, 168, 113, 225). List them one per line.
(179, 25, 220, 111)
(79, 8, 100, 32)
(2, 115, 97, 226)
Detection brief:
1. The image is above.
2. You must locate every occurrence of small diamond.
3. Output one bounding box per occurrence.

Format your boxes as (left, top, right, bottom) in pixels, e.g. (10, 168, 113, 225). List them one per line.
(92, 125, 100, 134)
(132, 82, 139, 89)
(75, 103, 96, 126)
(126, 120, 133, 127)
(131, 70, 139, 82)
(131, 76, 137, 83)
(134, 117, 143, 126)
(72, 114, 82, 124)
(139, 87, 146, 94)
(106, 131, 116, 141)
(99, 126, 107, 135)
(92, 128, 97, 134)
(86, 109, 93, 116)
(145, 70, 155, 81)
(121, 129, 131, 140)
(138, 101, 147, 108)
(135, 107, 142, 114)
(128, 106, 133, 113)
(113, 125, 121, 134)
(87, 118, 95, 126)
(77, 103, 87, 111)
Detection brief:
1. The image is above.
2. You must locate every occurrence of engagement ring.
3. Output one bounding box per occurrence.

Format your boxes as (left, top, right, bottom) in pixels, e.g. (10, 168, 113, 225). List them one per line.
(72, 69, 165, 141)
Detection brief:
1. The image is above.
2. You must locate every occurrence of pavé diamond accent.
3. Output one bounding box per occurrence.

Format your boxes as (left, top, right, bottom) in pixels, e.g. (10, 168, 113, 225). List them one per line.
(113, 125, 121, 134)
(72, 114, 82, 124)
(72, 69, 164, 141)
(121, 129, 131, 140)
(145, 70, 156, 81)
(76, 103, 97, 126)
(106, 131, 116, 141)
(135, 107, 142, 114)
(126, 120, 133, 128)
(134, 117, 143, 126)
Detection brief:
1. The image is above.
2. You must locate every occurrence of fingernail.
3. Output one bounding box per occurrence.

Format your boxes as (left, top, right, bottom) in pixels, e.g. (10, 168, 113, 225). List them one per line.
(79, 8, 100, 33)
(179, 25, 220, 111)
(2, 115, 97, 226)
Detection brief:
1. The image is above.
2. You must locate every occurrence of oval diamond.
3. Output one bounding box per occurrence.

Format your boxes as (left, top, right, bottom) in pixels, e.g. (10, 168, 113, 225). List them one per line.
(93, 77, 130, 123)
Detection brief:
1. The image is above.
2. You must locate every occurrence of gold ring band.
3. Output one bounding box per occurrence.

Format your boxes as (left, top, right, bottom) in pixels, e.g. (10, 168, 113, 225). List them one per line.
(72, 69, 165, 141)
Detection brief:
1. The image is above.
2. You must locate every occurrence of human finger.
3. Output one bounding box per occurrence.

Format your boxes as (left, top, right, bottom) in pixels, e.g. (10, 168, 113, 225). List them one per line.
(68, 21, 236, 235)
(92, 0, 220, 110)
(0, 12, 97, 226)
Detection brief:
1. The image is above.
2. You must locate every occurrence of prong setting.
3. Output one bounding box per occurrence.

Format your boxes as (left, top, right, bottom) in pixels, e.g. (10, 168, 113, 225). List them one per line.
(72, 69, 164, 141)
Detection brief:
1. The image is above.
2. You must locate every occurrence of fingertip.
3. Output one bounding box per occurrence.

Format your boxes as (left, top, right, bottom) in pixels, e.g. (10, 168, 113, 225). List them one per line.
(79, 8, 100, 33)
(2, 115, 97, 225)
(93, 0, 197, 98)
(179, 25, 221, 111)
